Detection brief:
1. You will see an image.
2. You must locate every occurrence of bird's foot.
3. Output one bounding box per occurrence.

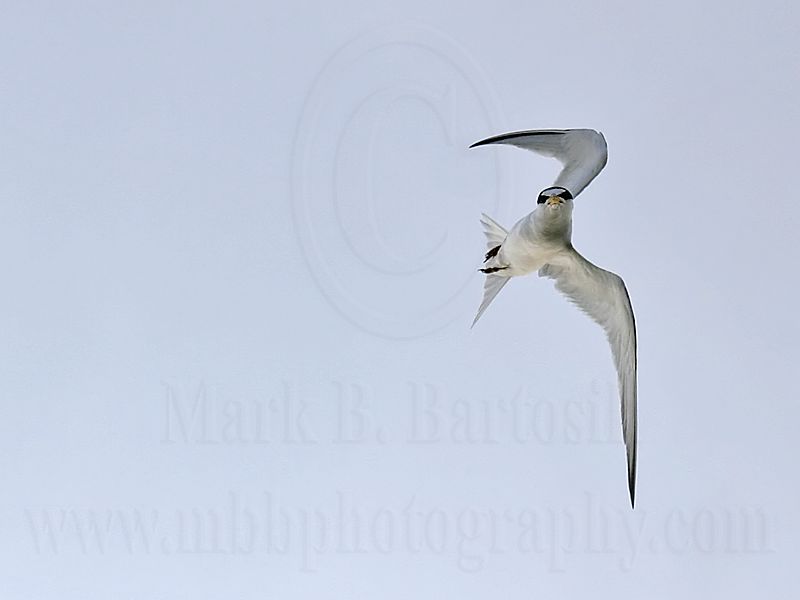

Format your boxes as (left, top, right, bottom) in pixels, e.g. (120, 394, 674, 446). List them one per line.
(484, 245, 501, 263)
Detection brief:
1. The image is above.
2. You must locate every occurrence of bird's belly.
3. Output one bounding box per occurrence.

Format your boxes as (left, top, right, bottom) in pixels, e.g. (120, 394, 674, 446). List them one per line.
(500, 237, 561, 276)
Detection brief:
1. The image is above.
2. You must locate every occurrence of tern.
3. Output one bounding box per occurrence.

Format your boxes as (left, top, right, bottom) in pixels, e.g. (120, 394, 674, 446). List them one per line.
(470, 129, 638, 508)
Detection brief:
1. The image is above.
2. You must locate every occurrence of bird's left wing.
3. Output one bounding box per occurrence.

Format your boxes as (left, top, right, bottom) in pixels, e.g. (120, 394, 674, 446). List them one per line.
(539, 248, 638, 507)
(470, 129, 607, 197)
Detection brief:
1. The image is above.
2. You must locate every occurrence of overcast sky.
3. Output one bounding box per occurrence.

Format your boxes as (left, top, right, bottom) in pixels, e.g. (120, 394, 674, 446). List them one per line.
(1, 1, 798, 598)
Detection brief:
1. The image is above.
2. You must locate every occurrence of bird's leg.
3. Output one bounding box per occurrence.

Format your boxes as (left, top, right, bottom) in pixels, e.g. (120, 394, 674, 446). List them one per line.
(483, 245, 501, 263)
(479, 266, 508, 274)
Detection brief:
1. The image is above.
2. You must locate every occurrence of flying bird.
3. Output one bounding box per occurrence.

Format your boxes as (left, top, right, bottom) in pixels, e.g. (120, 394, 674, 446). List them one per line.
(470, 129, 638, 507)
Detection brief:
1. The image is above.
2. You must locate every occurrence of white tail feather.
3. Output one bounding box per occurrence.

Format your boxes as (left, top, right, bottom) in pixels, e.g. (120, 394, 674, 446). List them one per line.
(480, 213, 507, 248)
(472, 275, 510, 327)
(472, 214, 510, 327)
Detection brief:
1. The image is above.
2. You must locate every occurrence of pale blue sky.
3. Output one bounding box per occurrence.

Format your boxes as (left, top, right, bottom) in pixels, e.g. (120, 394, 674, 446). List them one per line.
(1, 1, 798, 598)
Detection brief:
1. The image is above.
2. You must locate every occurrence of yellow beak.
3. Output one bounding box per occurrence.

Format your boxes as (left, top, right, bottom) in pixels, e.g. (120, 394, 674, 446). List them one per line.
(545, 196, 564, 206)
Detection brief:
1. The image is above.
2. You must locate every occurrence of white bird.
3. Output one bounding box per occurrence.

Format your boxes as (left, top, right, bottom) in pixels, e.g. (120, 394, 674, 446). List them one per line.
(470, 129, 638, 508)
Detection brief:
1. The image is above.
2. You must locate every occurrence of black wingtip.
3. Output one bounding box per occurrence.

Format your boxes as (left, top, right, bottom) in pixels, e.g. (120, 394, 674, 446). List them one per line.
(628, 475, 636, 509)
(469, 129, 566, 149)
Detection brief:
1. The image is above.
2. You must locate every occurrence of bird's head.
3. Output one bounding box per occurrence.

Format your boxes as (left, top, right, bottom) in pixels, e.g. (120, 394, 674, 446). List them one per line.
(537, 186, 573, 215)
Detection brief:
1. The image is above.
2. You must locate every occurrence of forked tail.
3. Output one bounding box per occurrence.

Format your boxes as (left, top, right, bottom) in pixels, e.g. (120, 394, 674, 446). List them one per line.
(472, 214, 510, 327)
(480, 213, 507, 249)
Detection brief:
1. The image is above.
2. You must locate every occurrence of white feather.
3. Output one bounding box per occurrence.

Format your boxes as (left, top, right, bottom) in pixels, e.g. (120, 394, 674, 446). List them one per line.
(471, 129, 608, 197)
(539, 248, 637, 506)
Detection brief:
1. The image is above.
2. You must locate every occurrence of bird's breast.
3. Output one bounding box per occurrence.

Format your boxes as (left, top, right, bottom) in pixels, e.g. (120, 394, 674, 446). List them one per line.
(500, 212, 571, 275)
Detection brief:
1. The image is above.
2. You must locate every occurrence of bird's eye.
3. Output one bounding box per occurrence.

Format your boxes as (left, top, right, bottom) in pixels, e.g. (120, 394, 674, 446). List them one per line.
(537, 194, 547, 204)
(560, 190, 574, 201)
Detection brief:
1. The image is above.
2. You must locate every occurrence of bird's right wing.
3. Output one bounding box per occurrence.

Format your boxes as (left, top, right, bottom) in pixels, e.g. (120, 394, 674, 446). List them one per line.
(470, 129, 608, 197)
(539, 247, 637, 507)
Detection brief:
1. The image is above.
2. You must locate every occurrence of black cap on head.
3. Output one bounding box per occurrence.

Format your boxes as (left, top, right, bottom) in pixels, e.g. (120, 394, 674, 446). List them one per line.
(537, 186, 573, 204)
